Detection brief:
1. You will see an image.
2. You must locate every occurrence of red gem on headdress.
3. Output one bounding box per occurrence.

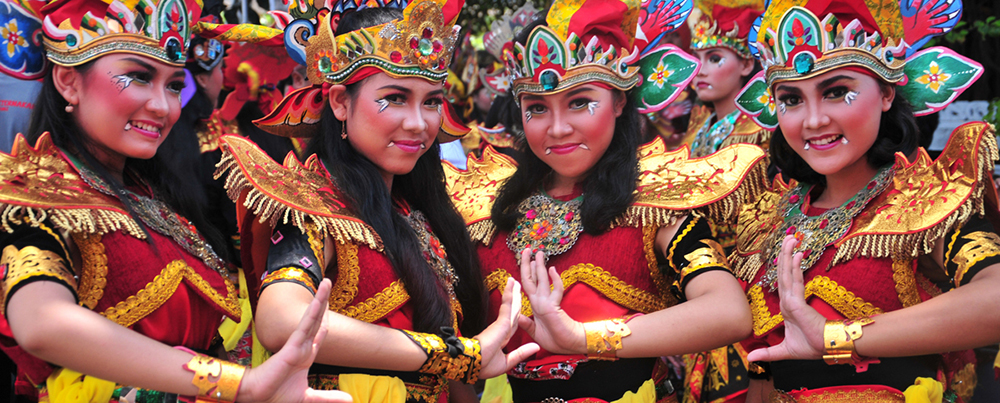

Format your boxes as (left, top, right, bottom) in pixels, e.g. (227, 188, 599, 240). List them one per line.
(422, 28, 433, 39)
(410, 37, 418, 49)
(390, 51, 403, 63)
(432, 41, 442, 53)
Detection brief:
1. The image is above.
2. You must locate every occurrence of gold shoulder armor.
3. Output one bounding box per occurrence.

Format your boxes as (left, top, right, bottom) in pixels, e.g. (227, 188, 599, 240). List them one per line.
(215, 135, 383, 251)
(830, 122, 998, 265)
(619, 137, 767, 228)
(444, 146, 517, 245)
(0, 133, 143, 237)
(731, 176, 794, 281)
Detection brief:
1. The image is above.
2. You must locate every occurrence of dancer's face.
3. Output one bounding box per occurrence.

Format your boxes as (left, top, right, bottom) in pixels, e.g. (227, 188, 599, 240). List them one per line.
(774, 69, 894, 176)
(520, 84, 625, 184)
(691, 47, 754, 105)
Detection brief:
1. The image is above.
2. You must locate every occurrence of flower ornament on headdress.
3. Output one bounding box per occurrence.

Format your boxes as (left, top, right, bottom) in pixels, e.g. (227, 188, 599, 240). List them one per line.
(735, 0, 982, 129)
(252, 0, 468, 139)
(506, 0, 700, 114)
(0, 0, 46, 79)
(688, 0, 764, 58)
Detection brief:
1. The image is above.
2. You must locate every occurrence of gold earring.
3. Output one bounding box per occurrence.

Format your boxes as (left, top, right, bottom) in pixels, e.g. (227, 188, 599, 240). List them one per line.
(65, 104, 74, 113)
(341, 121, 347, 140)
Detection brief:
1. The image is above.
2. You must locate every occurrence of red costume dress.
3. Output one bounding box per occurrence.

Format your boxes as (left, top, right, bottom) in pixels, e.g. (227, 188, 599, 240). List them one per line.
(732, 123, 999, 402)
(446, 139, 766, 402)
(0, 134, 241, 401)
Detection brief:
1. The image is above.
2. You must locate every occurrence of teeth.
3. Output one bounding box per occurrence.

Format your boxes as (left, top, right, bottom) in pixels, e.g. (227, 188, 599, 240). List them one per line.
(130, 121, 160, 133)
(809, 135, 839, 146)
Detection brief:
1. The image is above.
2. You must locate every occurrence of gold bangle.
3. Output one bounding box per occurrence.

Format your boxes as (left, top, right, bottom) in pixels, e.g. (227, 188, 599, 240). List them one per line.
(583, 319, 631, 361)
(400, 329, 483, 384)
(181, 353, 246, 402)
(822, 317, 874, 366)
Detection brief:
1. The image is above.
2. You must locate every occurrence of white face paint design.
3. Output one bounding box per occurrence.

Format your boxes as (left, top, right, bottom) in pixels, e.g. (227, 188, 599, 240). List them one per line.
(524, 110, 532, 122)
(375, 98, 390, 114)
(587, 101, 599, 116)
(845, 91, 859, 106)
(717, 57, 727, 67)
(111, 74, 135, 93)
(436, 104, 443, 115)
(779, 103, 786, 116)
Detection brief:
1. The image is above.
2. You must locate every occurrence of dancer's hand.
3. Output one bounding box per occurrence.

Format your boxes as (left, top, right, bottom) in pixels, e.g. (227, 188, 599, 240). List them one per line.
(237, 279, 352, 402)
(476, 277, 541, 378)
(517, 249, 586, 355)
(746, 236, 826, 362)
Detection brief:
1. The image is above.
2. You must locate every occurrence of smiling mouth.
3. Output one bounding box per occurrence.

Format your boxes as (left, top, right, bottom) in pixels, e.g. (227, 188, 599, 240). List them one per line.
(129, 121, 161, 139)
(545, 143, 589, 155)
(805, 134, 844, 151)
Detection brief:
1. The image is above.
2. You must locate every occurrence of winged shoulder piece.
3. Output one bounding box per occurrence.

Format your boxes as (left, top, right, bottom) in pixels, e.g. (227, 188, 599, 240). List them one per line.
(443, 146, 517, 244)
(215, 135, 382, 251)
(731, 175, 795, 281)
(0, 133, 144, 237)
(621, 137, 767, 229)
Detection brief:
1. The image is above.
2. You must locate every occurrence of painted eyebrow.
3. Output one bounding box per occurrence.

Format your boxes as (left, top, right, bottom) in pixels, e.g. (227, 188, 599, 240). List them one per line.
(773, 84, 803, 96)
(565, 87, 596, 97)
(817, 75, 856, 89)
(426, 89, 444, 97)
(521, 94, 544, 103)
(120, 57, 156, 72)
(377, 85, 412, 94)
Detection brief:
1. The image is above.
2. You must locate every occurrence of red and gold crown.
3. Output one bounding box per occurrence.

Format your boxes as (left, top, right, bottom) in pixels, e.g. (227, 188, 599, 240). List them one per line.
(688, 0, 763, 58)
(735, 0, 983, 129)
(305, 0, 462, 85)
(38, 0, 203, 67)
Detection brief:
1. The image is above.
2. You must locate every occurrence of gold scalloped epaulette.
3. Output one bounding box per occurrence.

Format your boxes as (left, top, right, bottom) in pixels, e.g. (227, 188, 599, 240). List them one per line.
(732, 176, 795, 281)
(720, 114, 771, 151)
(616, 137, 767, 229)
(443, 145, 517, 245)
(732, 122, 998, 282)
(215, 135, 383, 251)
(0, 133, 144, 238)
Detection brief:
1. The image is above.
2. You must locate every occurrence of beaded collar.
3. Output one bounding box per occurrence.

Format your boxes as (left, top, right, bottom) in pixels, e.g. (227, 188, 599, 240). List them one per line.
(507, 191, 584, 262)
(759, 166, 894, 290)
(399, 204, 458, 300)
(73, 161, 229, 278)
(690, 108, 740, 158)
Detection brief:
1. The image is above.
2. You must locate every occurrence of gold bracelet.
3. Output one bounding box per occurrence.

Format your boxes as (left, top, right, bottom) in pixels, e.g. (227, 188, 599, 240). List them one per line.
(822, 317, 874, 366)
(180, 353, 246, 402)
(583, 319, 631, 361)
(400, 329, 483, 384)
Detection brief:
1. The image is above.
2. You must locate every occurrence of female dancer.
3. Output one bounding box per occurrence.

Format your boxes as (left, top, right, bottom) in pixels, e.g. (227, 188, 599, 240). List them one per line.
(445, 0, 765, 401)
(730, 0, 999, 401)
(0, 0, 349, 402)
(682, 0, 766, 158)
(215, 1, 537, 401)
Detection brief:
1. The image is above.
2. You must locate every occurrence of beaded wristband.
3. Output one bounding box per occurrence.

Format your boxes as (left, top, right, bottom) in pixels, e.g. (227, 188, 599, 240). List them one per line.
(400, 328, 483, 384)
(175, 347, 246, 402)
(583, 318, 632, 361)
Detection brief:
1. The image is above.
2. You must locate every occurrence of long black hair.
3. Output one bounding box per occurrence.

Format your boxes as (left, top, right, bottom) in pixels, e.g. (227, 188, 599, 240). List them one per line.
(770, 84, 920, 185)
(28, 64, 230, 261)
(304, 7, 486, 336)
(491, 17, 643, 235)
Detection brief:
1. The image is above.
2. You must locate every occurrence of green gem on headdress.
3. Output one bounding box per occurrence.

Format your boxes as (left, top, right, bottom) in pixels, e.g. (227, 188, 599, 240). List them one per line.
(793, 52, 814, 74)
(540, 70, 559, 91)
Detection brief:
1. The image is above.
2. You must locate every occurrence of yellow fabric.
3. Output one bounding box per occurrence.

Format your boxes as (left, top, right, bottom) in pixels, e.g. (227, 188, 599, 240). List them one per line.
(251, 325, 273, 368)
(481, 375, 513, 403)
(903, 377, 943, 403)
(337, 373, 408, 403)
(43, 368, 115, 403)
(219, 268, 253, 351)
(479, 376, 657, 403)
(994, 344, 1000, 373)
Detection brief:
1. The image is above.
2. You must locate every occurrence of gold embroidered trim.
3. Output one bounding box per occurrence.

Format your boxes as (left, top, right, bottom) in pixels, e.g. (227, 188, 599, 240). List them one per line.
(484, 269, 532, 317)
(73, 233, 108, 309)
(1, 245, 76, 311)
(341, 279, 410, 323)
(101, 260, 240, 327)
(560, 263, 667, 314)
(772, 388, 904, 402)
(36, 223, 70, 263)
(443, 147, 518, 245)
(329, 242, 360, 312)
(891, 259, 922, 308)
(644, 225, 672, 299)
(305, 222, 326, 270)
(667, 215, 700, 274)
(748, 276, 885, 336)
(215, 136, 382, 251)
(951, 231, 1000, 286)
(951, 362, 977, 402)
(679, 239, 730, 286)
(262, 267, 317, 293)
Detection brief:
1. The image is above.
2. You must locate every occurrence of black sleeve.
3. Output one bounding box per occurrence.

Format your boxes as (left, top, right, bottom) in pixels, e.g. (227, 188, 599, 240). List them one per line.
(663, 214, 733, 301)
(262, 221, 325, 295)
(943, 214, 1000, 287)
(0, 220, 77, 313)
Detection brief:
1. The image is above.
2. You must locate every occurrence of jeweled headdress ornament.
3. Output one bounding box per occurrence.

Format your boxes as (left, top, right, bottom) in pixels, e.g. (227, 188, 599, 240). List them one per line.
(506, 0, 701, 114)
(252, 0, 468, 138)
(479, 2, 538, 98)
(688, 0, 764, 58)
(735, 0, 983, 129)
(0, 0, 202, 78)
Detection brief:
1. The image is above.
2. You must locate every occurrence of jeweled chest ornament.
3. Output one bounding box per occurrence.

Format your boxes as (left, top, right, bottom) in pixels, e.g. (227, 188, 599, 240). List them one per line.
(759, 166, 895, 291)
(507, 193, 584, 261)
